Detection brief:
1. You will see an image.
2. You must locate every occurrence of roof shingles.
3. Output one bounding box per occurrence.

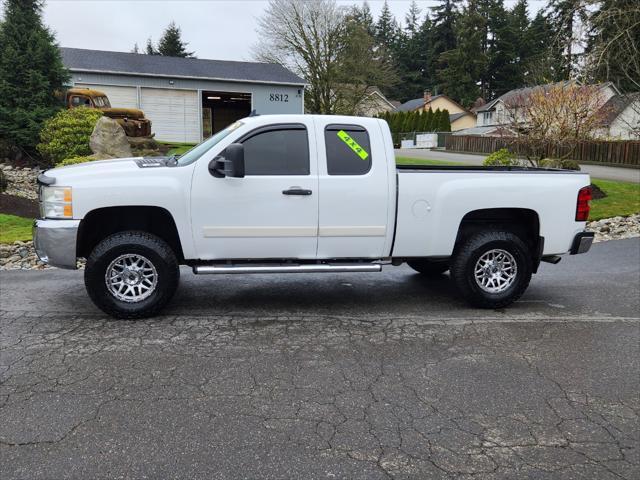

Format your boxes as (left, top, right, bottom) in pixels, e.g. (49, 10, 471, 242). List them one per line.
(61, 47, 305, 85)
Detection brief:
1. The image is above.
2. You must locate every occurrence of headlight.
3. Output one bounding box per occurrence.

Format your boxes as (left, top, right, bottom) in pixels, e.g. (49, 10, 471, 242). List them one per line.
(40, 187, 73, 219)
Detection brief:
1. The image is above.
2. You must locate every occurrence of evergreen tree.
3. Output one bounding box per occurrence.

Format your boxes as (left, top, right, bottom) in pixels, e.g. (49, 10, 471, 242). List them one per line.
(430, 0, 460, 93)
(475, 0, 504, 99)
(390, 4, 430, 102)
(440, 109, 452, 131)
(487, 0, 524, 98)
(546, 0, 588, 79)
(375, 0, 399, 54)
(0, 0, 69, 157)
(404, 1, 421, 36)
(437, 0, 486, 106)
(425, 108, 434, 131)
(131, 43, 140, 54)
(349, 1, 375, 36)
(157, 21, 195, 58)
(145, 38, 157, 55)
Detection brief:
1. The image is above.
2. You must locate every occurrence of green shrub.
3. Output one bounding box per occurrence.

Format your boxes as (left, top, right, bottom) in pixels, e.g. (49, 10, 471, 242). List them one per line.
(37, 108, 103, 166)
(483, 148, 519, 166)
(56, 155, 95, 167)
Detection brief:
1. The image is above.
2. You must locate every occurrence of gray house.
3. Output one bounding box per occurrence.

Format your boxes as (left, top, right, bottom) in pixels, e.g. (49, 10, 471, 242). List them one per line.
(61, 47, 305, 143)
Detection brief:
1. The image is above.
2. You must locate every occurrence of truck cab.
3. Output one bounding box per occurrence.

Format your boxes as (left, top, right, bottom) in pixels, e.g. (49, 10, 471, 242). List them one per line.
(34, 114, 594, 318)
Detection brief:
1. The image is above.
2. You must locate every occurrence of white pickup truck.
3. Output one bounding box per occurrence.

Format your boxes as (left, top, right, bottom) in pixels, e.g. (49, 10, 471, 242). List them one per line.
(34, 114, 594, 318)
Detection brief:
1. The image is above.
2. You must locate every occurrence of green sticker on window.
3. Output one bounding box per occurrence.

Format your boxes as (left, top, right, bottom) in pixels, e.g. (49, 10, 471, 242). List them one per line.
(337, 130, 369, 160)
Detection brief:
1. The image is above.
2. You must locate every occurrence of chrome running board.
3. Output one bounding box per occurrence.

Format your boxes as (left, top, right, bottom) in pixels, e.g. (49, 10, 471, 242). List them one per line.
(193, 263, 382, 275)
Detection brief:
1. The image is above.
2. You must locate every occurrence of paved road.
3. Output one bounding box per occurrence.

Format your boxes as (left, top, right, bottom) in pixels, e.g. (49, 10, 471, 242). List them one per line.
(396, 148, 640, 184)
(1, 239, 639, 479)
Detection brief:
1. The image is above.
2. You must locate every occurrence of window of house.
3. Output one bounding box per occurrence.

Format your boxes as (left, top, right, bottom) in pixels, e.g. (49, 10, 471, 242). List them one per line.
(241, 126, 309, 175)
(324, 124, 372, 175)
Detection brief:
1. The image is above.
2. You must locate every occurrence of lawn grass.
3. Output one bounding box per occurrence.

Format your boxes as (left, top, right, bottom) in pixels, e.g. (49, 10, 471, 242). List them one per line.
(590, 179, 640, 220)
(395, 156, 460, 166)
(0, 214, 33, 244)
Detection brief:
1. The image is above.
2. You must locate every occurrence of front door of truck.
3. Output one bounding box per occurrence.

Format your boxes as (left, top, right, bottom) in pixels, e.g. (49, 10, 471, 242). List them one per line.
(191, 121, 319, 260)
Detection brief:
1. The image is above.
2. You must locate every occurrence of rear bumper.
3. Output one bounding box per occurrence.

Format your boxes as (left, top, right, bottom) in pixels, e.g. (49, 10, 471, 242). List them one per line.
(33, 219, 81, 269)
(570, 231, 595, 255)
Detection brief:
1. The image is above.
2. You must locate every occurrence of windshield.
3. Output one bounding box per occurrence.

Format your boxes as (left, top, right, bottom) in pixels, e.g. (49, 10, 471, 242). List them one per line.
(177, 121, 244, 165)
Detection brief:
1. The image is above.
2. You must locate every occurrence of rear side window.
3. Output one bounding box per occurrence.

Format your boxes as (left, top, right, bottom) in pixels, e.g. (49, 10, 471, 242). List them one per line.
(242, 127, 309, 175)
(325, 124, 372, 175)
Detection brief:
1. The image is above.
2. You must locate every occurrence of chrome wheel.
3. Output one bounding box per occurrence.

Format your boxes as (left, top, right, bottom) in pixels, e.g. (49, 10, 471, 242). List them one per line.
(474, 249, 518, 293)
(105, 254, 158, 303)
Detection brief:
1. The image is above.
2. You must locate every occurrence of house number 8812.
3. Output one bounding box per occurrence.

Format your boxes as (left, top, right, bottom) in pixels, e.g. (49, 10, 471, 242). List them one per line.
(269, 93, 289, 102)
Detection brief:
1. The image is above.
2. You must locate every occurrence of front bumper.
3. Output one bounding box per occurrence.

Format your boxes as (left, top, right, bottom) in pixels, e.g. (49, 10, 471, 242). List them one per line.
(33, 219, 81, 269)
(570, 231, 595, 255)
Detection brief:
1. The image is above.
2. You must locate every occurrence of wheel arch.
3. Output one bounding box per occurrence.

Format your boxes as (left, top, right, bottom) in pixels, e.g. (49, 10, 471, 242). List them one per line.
(77, 206, 184, 261)
(454, 208, 543, 272)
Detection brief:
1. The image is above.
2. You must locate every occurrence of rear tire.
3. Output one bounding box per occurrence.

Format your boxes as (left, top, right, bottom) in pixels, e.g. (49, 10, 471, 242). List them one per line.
(407, 259, 449, 276)
(84, 231, 179, 319)
(450, 230, 532, 309)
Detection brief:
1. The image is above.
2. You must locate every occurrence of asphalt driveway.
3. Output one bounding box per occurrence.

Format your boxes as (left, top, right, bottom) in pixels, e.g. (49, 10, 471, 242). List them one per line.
(1, 238, 639, 479)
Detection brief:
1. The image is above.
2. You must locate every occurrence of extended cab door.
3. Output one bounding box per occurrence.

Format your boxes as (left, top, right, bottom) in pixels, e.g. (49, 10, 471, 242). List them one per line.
(315, 119, 394, 258)
(190, 120, 319, 260)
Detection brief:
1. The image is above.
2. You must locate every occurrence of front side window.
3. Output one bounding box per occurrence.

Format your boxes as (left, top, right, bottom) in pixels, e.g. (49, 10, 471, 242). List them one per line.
(242, 127, 309, 175)
(325, 124, 372, 175)
(177, 121, 244, 166)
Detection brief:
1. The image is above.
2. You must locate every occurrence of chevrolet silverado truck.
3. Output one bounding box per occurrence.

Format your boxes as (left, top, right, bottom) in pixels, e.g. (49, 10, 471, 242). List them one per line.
(65, 87, 152, 137)
(34, 114, 594, 318)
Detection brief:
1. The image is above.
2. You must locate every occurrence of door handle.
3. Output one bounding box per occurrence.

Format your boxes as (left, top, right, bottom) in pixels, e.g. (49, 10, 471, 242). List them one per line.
(282, 187, 312, 196)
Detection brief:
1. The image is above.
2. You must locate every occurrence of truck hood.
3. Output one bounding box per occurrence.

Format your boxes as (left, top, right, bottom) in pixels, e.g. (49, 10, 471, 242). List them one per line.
(43, 157, 176, 185)
(101, 107, 146, 120)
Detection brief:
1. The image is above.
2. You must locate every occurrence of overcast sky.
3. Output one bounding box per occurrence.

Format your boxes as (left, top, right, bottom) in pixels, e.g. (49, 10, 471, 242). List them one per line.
(9, 0, 544, 62)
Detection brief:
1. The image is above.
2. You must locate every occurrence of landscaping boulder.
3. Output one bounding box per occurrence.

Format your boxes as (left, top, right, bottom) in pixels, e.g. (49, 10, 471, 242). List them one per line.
(90, 117, 132, 159)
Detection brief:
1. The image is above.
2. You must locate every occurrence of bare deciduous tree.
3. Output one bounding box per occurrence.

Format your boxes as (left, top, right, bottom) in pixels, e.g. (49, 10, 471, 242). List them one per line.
(253, 0, 396, 115)
(503, 82, 612, 165)
(254, 0, 343, 113)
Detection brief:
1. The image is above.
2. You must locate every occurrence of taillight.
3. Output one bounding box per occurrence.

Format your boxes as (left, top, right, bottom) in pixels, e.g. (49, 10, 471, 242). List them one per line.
(575, 186, 592, 221)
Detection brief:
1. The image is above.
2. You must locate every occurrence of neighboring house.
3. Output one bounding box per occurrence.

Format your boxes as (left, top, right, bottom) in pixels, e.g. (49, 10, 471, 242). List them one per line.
(451, 125, 515, 137)
(354, 87, 398, 117)
(61, 47, 305, 143)
(597, 93, 640, 140)
(474, 81, 620, 130)
(395, 91, 476, 131)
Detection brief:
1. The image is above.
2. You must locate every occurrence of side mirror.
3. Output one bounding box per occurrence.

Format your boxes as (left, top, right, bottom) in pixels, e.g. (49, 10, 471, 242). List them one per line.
(208, 143, 245, 178)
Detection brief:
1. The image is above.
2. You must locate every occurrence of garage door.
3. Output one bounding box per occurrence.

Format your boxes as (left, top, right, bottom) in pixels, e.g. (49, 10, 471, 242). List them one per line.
(75, 84, 138, 109)
(140, 88, 200, 143)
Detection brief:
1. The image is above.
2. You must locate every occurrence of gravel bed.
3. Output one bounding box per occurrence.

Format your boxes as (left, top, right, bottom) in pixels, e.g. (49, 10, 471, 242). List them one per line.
(587, 213, 640, 242)
(2, 214, 638, 270)
(1, 163, 39, 200)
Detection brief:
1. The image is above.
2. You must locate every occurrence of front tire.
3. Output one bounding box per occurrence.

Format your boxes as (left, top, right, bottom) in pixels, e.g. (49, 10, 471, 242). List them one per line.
(450, 230, 532, 309)
(84, 231, 180, 319)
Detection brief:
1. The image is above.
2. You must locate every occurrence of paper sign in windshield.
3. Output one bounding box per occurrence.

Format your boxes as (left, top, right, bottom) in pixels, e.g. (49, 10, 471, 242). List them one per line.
(337, 130, 369, 160)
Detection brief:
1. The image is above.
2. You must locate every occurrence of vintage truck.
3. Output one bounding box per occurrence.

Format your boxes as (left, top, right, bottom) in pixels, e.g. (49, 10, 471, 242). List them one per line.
(65, 87, 152, 137)
(34, 114, 594, 318)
